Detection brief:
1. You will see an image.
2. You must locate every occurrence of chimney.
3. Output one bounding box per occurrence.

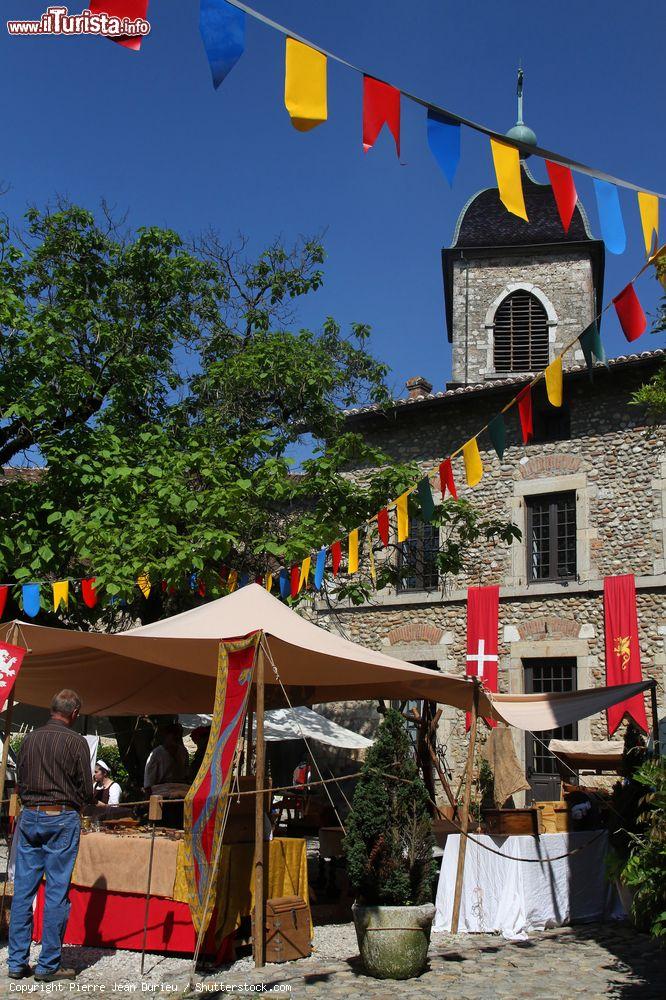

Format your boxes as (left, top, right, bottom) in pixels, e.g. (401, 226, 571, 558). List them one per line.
(405, 376, 433, 400)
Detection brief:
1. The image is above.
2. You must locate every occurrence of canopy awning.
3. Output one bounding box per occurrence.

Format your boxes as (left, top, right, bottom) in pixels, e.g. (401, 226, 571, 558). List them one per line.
(182, 705, 372, 749)
(549, 738, 624, 771)
(1, 584, 652, 732)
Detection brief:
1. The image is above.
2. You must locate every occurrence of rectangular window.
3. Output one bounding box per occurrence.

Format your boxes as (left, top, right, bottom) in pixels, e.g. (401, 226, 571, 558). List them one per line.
(524, 658, 578, 802)
(526, 492, 576, 583)
(397, 520, 439, 592)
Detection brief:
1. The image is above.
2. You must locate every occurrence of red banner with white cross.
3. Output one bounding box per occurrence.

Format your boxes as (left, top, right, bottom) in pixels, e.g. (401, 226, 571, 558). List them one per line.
(466, 585, 499, 729)
(604, 574, 648, 736)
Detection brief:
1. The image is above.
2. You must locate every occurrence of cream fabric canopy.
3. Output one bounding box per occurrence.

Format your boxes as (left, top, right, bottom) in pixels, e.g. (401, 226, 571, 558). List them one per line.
(1, 584, 651, 731)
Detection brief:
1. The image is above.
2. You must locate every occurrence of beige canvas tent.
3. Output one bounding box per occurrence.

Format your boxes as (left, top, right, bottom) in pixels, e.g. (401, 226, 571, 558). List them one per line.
(0, 584, 652, 731)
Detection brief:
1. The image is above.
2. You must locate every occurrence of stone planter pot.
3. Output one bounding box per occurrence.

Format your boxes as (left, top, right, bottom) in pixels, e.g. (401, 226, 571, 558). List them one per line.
(352, 902, 435, 980)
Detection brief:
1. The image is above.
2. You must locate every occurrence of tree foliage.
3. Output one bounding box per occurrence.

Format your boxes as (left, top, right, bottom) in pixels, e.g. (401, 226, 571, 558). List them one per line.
(631, 259, 666, 418)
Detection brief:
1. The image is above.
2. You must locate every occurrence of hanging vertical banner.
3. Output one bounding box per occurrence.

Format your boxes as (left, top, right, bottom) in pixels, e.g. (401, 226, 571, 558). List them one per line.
(593, 179, 626, 255)
(279, 568, 290, 599)
(22, 584, 40, 619)
(0, 640, 26, 704)
(362, 76, 400, 157)
(462, 439, 482, 487)
(285, 38, 327, 131)
(488, 414, 506, 460)
(516, 386, 533, 444)
(613, 282, 647, 342)
(579, 321, 606, 371)
(331, 541, 342, 577)
(0, 585, 8, 617)
(81, 578, 97, 609)
(545, 357, 563, 408)
(290, 564, 300, 598)
(439, 458, 457, 499)
(314, 548, 326, 591)
(395, 492, 409, 543)
(545, 160, 577, 233)
(52, 581, 69, 610)
(348, 530, 359, 574)
(603, 575, 648, 736)
(199, 0, 245, 88)
(89, 1, 150, 51)
(466, 585, 499, 730)
(298, 556, 311, 593)
(637, 192, 659, 256)
(426, 109, 460, 186)
(490, 139, 528, 221)
(377, 508, 390, 546)
(416, 478, 435, 522)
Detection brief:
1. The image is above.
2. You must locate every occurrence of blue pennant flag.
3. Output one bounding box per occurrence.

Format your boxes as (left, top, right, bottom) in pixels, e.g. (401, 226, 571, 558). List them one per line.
(314, 547, 327, 591)
(593, 179, 626, 255)
(427, 109, 461, 186)
(239, 572, 250, 588)
(279, 568, 290, 599)
(200, 0, 245, 89)
(22, 583, 40, 619)
(189, 572, 197, 591)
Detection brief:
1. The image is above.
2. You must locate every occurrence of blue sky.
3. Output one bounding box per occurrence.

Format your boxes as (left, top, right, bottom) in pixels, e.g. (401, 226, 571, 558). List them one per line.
(2, 0, 664, 400)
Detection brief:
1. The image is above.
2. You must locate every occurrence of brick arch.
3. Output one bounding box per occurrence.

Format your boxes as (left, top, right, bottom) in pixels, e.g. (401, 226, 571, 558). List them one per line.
(519, 454, 582, 480)
(387, 623, 444, 646)
(517, 616, 582, 641)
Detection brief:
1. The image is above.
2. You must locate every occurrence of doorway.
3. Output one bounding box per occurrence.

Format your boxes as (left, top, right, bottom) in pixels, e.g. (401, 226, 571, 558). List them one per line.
(523, 657, 578, 803)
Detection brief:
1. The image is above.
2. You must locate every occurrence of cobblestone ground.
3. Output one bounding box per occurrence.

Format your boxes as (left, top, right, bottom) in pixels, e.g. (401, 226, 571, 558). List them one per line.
(0, 923, 664, 1000)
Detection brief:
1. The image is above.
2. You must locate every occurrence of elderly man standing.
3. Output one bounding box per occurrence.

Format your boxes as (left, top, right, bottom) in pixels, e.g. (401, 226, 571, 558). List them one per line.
(8, 689, 93, 982)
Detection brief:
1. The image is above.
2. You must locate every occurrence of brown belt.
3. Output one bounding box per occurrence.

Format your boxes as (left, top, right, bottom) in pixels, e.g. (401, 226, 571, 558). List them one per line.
(27, 805, 78, 815)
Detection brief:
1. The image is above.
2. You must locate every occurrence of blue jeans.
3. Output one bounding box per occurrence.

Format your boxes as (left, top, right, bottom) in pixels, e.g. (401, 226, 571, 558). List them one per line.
(8, 809, 81, 974)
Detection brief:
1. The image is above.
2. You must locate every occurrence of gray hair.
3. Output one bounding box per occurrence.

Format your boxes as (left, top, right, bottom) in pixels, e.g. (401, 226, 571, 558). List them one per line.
(51, 689, 82, 717)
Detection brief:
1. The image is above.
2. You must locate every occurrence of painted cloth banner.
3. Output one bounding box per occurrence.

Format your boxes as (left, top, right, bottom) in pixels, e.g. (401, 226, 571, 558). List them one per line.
(183, 634, 259, 934)
(362, 76, 400, 156)
(426, 109, 460, 185)
(466, 586, 499, 730)
(0, 641, 26, 705)
(200, 0, 245, 88)
(89, 1, 149, 51)
(490, 139, 527, 221)
(593, 179, 626, 255)
(546, 161, 577, 233)
(603, 575, 648, 736)
(285, 38, 327, 131)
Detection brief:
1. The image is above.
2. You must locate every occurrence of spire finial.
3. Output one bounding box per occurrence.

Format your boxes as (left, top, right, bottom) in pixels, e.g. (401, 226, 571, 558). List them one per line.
(516, 64, 524, 126)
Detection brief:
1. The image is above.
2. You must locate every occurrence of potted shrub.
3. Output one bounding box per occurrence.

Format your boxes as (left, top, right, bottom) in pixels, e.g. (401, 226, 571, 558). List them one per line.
(344, 708, 437, 979)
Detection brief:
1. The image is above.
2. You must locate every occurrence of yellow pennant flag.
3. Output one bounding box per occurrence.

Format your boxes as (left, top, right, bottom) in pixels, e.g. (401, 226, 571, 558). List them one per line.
(298, 556, 311, 593)
(462, 439, 483, 487)
(227, 569, 238, 593)
(367, 529, 377, 585)
(395, 492, 409, 543)
(137, 573, 151, 599)
(348, 529, 359, 574)
(265, 573, 273, 593)
(545, 357, 563, 407)
(52, 580, 69, 610)
(285, 38, 327, 132)
(638, 192, 659, 256)
(490, 139, 528, 221)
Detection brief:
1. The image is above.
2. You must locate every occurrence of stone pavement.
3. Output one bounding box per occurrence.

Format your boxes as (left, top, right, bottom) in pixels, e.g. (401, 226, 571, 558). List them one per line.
(0, 923, 664, 1000)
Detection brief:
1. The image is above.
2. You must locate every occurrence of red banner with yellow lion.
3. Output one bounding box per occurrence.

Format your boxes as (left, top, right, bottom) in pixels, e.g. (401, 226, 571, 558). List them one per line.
(604, 575, 648, 736)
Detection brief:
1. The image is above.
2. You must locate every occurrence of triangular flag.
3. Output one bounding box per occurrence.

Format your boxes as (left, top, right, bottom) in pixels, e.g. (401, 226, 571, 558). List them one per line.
(22, 583, 40, 619)
(314, 548, 326, 591)
(199, 0, 245, 88)
(285, 39, 327, 131)
(545, 161, 577, 233)
(517, 386, 533, 444)
(89, 0, 149, 52)
(490, 139, 528, 221)
(331, 541, 342, 577)
(462, 439, 483, 487)
(363, 76, 400, 157)
(593, 179, 626, 255)
(0, 585, 8, 617)
(52, 580, 69, 610)
(279, 568, 290, 599)
(439, 458, 458, 500)
(426, 109, 460, 185)
(637, 192, 659, 257)
(298, 557, 311, 593)
(488, 414, 506, 460)
(613, 283, 647, 342)
(545, 357, 563, 408)
(579, 321, 606, 371)
(290, 565, 300, 598)
(395, 493, 409, 543)
(137, 573, 151, 599)
(265, 573, 273, 593)
(348, 530, 359, 574)
(377, 508, 390, 546)
(227, 569, 238, 593)
(81, 578, 97, 608)
(416, 478, 435, 522)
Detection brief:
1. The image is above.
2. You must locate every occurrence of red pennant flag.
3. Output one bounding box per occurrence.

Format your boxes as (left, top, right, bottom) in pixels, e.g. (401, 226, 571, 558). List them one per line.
(613, 283, 647, 342)
(604, 575, 649, 736)
(89, 1, 149, 51)
(290, 565, 300, 598)
(197, 579, 206, 597)
(363, 76, 400, 157)
(439, 458, 458, 500)
(331, 541, 342, 577)
(546, 161, 577, 233)
(0, 641, 26, 705)
(0, 586, 8, 617)
(377, 508, 390, 546)
(517, 386, 533, 444)
(81, 578, 98, 609)
(254, 575, 264, 586)
(466, 586, 499, 730)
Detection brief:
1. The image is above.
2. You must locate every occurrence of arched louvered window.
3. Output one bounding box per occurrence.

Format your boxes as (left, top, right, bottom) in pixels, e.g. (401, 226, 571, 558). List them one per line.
(493, 290, 549, 373)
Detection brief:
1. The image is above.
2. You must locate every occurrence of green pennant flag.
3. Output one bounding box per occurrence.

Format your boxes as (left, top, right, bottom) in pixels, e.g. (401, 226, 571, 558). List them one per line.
(579, 321, 606, 372)
(416, 477, 435, 522)
(488, 414, 506, 460)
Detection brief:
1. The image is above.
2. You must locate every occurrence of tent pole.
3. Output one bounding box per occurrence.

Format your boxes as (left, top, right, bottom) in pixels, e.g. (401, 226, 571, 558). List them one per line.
(450, 678, 480, 934)
(253, 642, 266, 969)
(650, 680, 661, 758)
(245, 708, 254, 777)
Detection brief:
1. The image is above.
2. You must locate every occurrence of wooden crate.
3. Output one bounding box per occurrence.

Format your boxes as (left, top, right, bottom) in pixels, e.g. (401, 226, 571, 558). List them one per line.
(483, 808, 544, 836)
(253, 896, 312, 963)
(536, 801, 570, 834)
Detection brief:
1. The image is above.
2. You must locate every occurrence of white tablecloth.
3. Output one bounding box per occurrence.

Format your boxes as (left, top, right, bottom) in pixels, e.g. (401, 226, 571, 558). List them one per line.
(434, 831, 624, 940)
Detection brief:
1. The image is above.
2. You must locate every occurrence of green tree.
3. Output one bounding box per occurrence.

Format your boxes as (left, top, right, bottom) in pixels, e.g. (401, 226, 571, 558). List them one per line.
(632, 259, 666, 417)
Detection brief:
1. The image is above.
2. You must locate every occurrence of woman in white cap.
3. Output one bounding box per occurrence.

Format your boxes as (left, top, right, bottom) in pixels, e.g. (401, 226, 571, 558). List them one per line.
(93, 760, 122, 806)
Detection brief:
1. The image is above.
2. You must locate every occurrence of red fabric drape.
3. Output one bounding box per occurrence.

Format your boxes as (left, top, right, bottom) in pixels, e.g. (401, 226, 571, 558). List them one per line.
(604, 574, 649, 735)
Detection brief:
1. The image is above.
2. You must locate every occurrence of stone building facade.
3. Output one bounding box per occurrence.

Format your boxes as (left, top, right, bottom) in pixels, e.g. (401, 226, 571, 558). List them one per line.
(315, 166, 666, 804)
